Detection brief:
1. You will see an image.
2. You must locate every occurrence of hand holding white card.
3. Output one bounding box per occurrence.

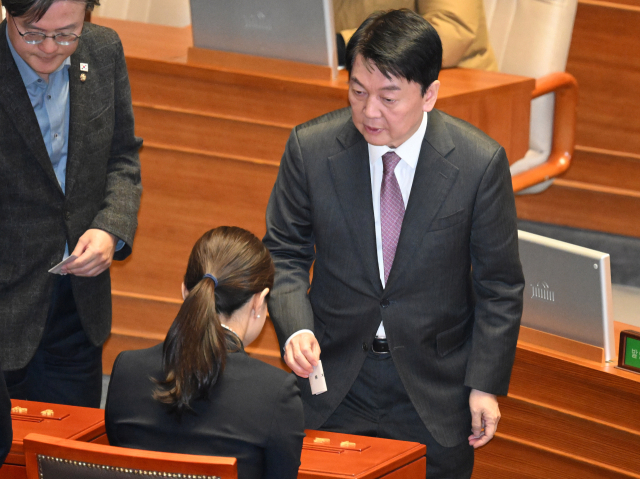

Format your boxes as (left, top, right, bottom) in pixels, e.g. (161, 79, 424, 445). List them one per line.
(309, 360, 327, 395)
(48, 255, 78, 275)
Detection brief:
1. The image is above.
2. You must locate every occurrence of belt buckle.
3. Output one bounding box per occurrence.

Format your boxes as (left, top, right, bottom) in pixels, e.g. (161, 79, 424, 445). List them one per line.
(372, 338, 390, 354)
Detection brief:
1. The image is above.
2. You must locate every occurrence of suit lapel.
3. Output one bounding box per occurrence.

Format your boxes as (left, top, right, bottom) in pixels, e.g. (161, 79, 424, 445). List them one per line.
(65, 36, 90, 197)
(386, 110, 459, 289)
(328, 119, 383, 293)
(0, 21, 62, 194)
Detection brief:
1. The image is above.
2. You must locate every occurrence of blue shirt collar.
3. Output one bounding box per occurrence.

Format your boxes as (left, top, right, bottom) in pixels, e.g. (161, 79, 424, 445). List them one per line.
(6, 23, 71, 87)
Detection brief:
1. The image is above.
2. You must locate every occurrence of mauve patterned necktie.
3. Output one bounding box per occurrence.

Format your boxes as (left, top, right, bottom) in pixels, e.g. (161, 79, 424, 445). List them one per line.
(380, 151, 405, 284)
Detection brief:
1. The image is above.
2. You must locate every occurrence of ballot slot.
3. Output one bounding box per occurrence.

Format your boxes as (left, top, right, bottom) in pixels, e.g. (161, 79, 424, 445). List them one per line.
(303, 436, 371, 454)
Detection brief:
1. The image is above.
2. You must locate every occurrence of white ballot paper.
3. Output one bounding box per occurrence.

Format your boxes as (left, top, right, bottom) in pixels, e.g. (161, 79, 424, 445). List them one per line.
(48, 255, 78, 275)
(309, 360, 327, 395)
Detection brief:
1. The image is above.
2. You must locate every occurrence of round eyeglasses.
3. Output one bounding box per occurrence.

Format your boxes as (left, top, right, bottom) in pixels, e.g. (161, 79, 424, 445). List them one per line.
(12, 16, 81, 46)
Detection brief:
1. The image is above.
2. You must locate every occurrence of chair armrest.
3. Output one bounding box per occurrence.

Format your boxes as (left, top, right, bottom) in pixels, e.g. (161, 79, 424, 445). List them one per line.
(512, 72, 578, 192)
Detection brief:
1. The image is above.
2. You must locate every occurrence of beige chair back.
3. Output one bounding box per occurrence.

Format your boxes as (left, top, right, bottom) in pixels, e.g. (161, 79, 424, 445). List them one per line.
(485, 0, 578, 192)
(92, 0, 191, 27)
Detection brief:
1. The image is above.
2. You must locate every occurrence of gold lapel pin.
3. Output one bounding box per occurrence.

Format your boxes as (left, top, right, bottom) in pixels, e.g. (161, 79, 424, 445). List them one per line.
(80, 73, 87, 82)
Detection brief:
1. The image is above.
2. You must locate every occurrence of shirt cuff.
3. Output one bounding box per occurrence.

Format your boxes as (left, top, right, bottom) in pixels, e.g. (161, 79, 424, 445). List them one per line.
(115, 239, 125, 251)
(283, 329, 315, 352)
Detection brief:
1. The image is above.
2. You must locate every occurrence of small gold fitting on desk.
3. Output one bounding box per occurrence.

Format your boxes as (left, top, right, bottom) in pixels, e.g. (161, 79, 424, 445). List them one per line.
(41, 409, 55, 417)
(340, 441, 356, 448)
(313, 437, 331, 444)
(11, 406, 28, 414)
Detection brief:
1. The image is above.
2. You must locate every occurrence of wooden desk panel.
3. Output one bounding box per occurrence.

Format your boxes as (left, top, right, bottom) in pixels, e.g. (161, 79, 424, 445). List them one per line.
(300, 430, 426, 479)
(93, 17, 533, 164)
(1, 400, 105, 479)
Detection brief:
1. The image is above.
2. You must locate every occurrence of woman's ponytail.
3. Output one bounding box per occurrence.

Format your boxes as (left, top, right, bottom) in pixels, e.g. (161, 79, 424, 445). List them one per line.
(153, 276, 228, 413)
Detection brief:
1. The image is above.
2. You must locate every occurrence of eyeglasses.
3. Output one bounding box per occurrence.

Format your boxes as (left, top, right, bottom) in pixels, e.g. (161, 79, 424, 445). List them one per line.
(12, 16, 81, 46)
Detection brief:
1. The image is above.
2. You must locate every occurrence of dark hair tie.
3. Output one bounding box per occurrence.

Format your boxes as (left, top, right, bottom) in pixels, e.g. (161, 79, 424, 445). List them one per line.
(203, 273, 218, 287)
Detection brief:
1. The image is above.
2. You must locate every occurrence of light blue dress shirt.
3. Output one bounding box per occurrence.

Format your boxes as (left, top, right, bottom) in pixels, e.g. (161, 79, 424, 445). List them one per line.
(7, 27, 124, 258)
(7, 26, 70, 193)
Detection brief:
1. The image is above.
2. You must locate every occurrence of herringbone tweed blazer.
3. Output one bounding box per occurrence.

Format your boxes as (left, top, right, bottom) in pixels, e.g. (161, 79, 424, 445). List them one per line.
(0, 21, 142, 370)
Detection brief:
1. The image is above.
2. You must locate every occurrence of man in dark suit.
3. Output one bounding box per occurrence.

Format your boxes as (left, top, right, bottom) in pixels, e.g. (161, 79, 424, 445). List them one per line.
(263, 9, 524, 478)
(0, 0, 142, 408)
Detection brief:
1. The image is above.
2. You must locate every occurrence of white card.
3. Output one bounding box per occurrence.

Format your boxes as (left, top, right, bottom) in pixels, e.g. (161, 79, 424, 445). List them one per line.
(48, 255, 78, 275)
(309, 360, 327, 395)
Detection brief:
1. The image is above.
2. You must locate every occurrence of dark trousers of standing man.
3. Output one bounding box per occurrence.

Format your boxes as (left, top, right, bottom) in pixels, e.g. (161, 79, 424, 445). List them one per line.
(3, 275, 103, 408)
(319, 348, 474, 479)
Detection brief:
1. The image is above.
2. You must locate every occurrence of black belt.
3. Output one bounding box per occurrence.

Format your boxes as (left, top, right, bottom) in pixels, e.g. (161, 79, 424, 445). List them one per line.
(372, 337, 390, 354)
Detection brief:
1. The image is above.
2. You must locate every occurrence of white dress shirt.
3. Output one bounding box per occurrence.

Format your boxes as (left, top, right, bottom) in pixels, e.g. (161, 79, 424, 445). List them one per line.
(369, 111, 428, 338)
(284, 112, 429, 347)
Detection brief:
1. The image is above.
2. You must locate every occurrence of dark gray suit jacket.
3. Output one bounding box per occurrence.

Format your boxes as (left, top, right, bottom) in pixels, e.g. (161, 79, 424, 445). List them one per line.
(0, 363, 11, 467)
(264, 107, 524, 447)
(105, 343, 305, 479)
(0, 21, 142, 370)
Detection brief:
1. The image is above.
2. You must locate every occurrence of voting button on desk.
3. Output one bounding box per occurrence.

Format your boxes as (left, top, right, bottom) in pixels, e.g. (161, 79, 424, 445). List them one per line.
(617, 330, 640, 374)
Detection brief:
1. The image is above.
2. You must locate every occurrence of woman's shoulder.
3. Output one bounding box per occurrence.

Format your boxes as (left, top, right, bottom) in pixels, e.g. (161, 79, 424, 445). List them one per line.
(224, 353, 299, 394)
(110, 343, 164, 383)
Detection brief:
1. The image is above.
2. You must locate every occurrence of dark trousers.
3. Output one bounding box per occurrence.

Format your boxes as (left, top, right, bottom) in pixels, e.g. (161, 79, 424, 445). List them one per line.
(320, 351, 474, 479)
(4, 275, 103, 408)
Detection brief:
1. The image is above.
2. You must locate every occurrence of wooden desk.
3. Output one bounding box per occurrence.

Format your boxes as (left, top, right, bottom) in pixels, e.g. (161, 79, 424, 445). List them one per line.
(472, 320, 640, 478)
(301, 430, 425, 478)
(87, 18, 534, 373)
(1, 400, 105, 479)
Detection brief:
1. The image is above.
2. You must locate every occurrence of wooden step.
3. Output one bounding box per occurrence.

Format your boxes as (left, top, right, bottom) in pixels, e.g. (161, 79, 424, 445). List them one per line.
(133, 104, 291, 163)
(561, 147, 640, 192)
(509, 343, 640, 434)
(498, 395, 640, 474)
(515, 181, 640, 238)
(473, 433, 640, 479)
(110, 145, 279, 299)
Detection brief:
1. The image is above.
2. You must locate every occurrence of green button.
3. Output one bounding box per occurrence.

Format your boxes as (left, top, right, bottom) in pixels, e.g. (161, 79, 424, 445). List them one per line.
(624, 336, 640, 369)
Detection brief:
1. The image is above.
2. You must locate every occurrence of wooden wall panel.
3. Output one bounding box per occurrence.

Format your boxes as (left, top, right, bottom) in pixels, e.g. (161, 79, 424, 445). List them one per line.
(511, 1, 640, 237)
(508, 346, 640, 433)
(127, 61, 349, 129)
(567, 1, 640, 155)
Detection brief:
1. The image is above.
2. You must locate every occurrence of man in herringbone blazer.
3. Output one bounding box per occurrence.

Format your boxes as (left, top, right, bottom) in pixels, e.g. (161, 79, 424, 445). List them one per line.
(0, 0, 142, 407)
(264, 10, 524, 478)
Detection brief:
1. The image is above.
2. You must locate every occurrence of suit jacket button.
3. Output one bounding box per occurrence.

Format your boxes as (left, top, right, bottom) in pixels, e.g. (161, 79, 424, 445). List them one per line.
(380, 299, 390, 308)
(362, 342, 368, 352)
(65, 211, 71, 220)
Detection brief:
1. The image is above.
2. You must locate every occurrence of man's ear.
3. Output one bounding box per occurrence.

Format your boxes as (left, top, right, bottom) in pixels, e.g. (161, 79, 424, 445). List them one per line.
(181, 282, 189, 300)
(422, 80, 440, 112)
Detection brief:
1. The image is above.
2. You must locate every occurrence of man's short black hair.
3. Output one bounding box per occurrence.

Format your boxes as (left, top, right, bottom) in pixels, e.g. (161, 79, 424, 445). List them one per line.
(2, 0, 100, 22)
(345, 9, 443, 95)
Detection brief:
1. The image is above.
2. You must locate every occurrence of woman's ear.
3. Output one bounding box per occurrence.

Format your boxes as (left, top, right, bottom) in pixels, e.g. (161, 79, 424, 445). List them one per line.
(181, 282, 189, 300)
(254, 288, 270, 317)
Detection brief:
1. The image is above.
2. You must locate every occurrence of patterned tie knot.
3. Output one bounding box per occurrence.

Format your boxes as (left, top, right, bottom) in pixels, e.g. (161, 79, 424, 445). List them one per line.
(382, 151, 402, 176)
